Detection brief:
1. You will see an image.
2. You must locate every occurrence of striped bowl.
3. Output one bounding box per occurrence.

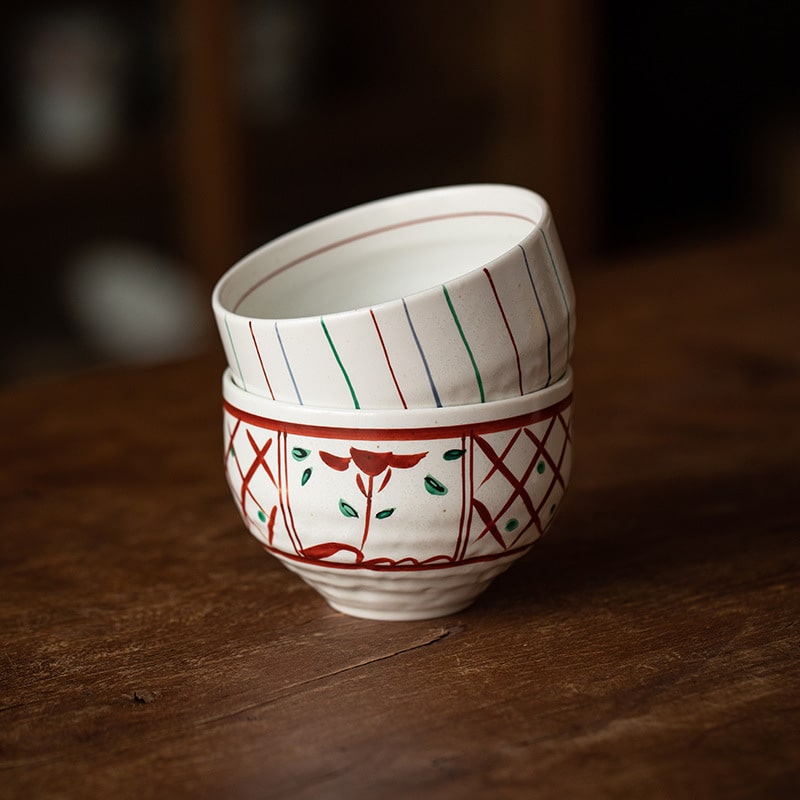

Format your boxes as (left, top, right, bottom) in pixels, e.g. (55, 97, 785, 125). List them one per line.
(213, 185, 575, 410)
(222, 366, 574, 620)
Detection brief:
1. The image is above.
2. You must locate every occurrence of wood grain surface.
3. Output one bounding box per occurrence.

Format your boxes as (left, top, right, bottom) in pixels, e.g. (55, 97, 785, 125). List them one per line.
(2, 230, 799, 799)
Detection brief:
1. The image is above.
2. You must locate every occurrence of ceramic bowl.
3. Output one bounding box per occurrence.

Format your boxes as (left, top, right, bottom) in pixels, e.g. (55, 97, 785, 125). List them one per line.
(222, 366, 574, 620)
(213, 184, 575, 410)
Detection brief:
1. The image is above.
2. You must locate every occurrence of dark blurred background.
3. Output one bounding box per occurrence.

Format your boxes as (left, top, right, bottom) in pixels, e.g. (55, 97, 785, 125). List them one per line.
(1, 0, 798, 385)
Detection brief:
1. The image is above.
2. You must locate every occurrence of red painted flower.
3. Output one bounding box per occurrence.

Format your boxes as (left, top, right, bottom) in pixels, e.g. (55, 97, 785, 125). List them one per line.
(314, 446, 430, 554)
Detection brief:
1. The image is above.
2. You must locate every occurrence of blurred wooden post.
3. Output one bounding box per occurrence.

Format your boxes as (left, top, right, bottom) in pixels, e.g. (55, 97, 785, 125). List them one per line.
(174, 0, 244, 290)
(489, 0, 602, 261)
(533, 0, 602, 261)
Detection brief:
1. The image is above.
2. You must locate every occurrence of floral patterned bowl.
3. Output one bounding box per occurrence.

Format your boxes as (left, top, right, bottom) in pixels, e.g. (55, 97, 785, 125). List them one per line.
(213, 184, 575, 410)
(222, 366, 574, 620)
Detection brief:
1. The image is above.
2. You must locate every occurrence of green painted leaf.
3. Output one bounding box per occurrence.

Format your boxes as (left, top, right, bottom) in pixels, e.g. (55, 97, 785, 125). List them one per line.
(301, 467, 312, 486)
(537, 460, 546, 474)
(257, 509, 267, 523)
(443, 448, 466, 461)
(292, 447, 311, 461)
(375, 508, 395, 520)
(424, 474, 448, 496)
(339, 499, 359, 518)
(505, 518, 519, 532)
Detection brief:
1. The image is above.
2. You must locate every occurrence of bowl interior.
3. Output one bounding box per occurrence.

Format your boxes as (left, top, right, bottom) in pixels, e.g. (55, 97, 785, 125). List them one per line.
(215, 185, 544, 321)
(240, 214, 532, 319)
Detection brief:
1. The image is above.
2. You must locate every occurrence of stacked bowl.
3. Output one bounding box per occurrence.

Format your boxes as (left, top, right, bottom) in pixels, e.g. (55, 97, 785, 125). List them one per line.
(212, 184, 576, 620)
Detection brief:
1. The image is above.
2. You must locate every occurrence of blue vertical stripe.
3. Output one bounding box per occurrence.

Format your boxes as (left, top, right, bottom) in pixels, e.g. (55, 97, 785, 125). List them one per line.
(274, 322, 302, 404)
(225, 315, 247, 391)
(402, 299, 441, 407)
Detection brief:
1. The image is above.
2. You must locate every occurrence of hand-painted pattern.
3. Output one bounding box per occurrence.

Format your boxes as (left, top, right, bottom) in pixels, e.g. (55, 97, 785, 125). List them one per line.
(223, 394, 573, 571)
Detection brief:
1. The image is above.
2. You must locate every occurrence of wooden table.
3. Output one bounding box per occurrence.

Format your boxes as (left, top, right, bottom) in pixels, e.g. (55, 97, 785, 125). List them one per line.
(2, 230, 799, 799)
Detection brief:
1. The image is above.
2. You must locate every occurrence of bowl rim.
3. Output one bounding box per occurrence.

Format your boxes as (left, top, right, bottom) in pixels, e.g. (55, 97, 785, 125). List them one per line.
(212, 184, 550, 327)
(223, 365, 572, 434)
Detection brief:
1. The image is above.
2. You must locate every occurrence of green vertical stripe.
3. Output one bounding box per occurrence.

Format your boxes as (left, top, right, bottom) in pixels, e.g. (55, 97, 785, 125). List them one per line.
(443, 285, 485, 403)
(225, 315, 246, 391)
(320, 318, 360, 409)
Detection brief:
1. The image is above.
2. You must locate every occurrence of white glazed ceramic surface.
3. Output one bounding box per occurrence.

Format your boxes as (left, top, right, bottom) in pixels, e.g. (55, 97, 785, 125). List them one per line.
(222, 366, 574, 620)
(213, 185, 575, 410)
